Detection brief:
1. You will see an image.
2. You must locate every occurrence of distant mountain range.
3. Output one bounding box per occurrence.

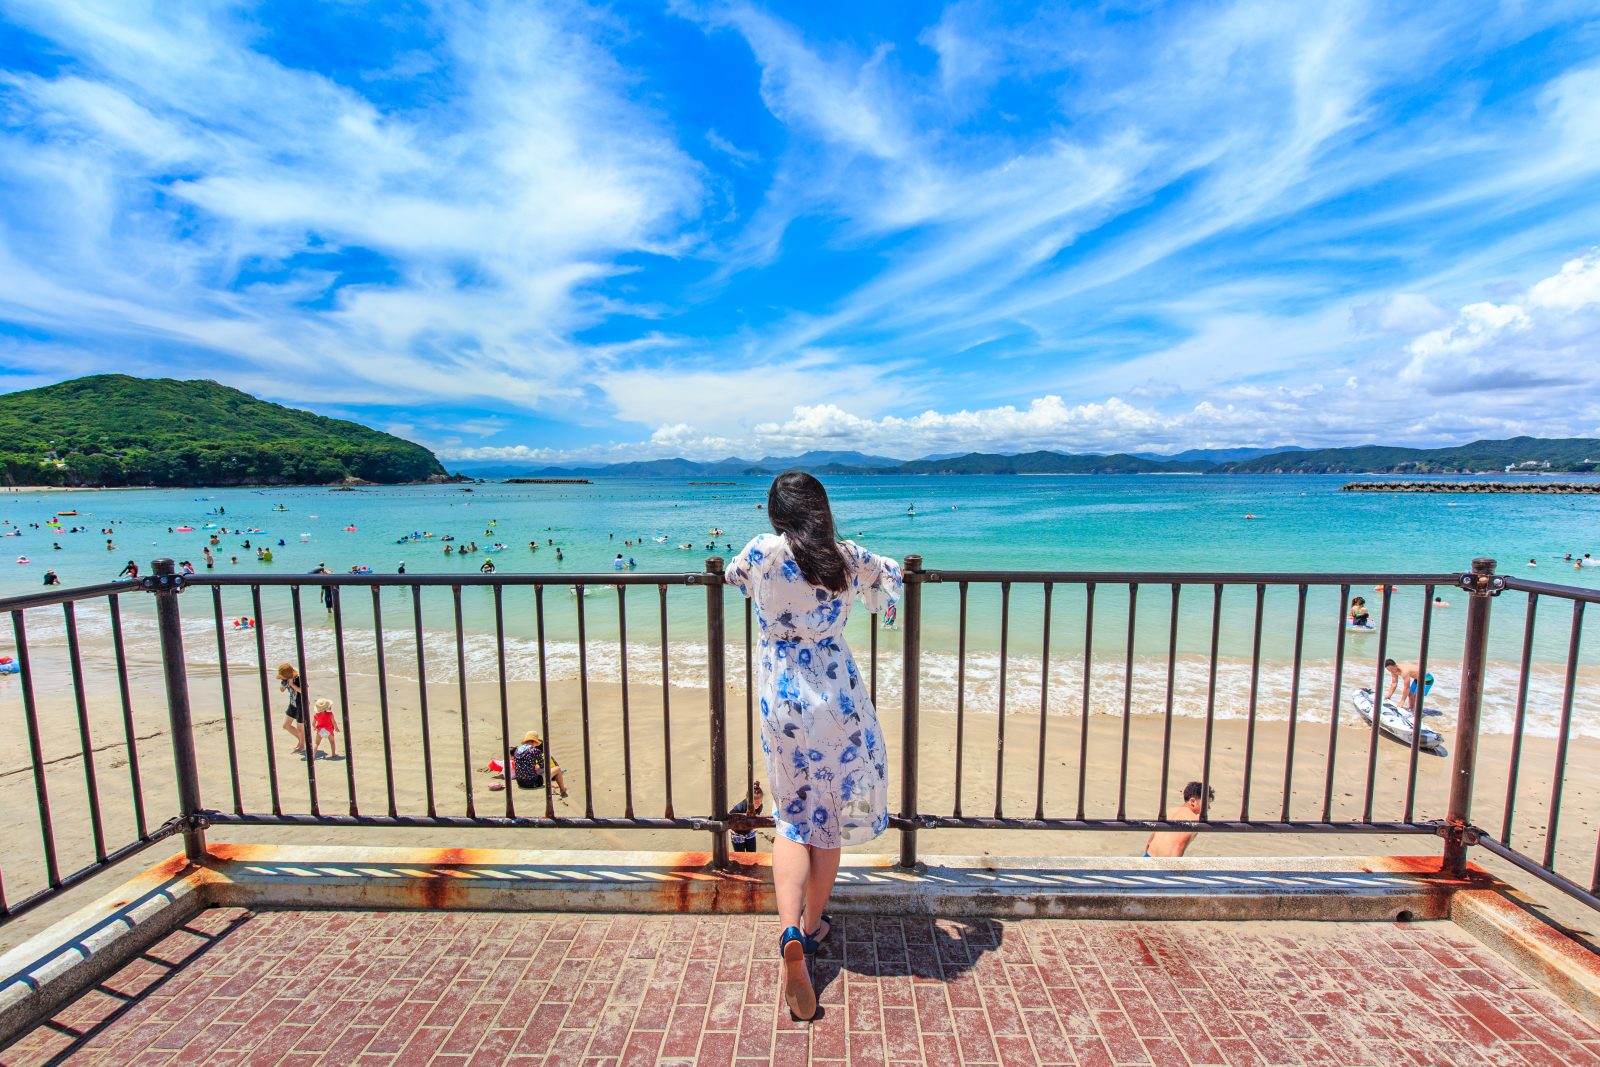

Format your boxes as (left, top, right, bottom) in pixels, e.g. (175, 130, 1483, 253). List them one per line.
(455, 438, 1600, 478)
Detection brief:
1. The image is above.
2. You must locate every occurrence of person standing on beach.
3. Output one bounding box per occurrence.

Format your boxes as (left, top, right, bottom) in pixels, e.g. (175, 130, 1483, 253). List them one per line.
(310, 698, 339, 759)
(277, 663, 306, 754)
(1385, 658, 1432, 712)
(726, 472, 902, 1022)
(1144, 782, 1215, 857)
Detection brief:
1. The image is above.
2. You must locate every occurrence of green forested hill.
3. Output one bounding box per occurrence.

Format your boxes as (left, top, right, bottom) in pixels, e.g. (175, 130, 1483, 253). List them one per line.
(1220, 437, 1600, 473)
(0, 375, 448, 487)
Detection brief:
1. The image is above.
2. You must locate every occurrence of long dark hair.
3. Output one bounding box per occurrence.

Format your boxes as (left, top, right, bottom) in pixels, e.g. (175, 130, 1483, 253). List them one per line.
(767, 471, 848, 593)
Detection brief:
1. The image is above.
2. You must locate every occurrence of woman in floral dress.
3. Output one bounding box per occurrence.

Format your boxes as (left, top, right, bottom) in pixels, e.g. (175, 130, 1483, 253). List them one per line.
(726, 472, 902, 1020)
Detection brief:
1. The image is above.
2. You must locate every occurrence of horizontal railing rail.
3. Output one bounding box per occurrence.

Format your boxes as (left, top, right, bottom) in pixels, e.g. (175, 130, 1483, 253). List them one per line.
(1, 554, 1597, 928)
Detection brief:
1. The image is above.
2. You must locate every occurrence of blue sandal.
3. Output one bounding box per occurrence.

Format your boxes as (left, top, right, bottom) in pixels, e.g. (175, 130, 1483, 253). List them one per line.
(803, 913, 833, 955)
(779, 926, 816, 1021)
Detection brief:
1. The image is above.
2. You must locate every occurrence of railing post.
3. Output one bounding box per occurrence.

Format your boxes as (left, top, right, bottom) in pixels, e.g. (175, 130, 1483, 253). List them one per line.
(148, 559, 207, 863)
(704, 557, 729, 870)
(1444, 557, 1499, 875)
(899, 554, 923, 870)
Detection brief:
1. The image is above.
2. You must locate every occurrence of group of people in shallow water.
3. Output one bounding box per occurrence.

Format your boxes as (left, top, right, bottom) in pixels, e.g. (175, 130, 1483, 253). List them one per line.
(1346, 590, 1451, 632)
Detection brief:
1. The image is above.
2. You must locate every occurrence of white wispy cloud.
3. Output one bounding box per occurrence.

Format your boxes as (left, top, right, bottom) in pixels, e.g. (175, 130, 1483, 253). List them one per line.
(0, 0, 700, 409)
(5, 0, 1600, 464)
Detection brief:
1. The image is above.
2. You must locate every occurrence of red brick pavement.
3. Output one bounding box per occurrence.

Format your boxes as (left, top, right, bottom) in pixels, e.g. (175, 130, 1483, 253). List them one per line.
(4, 908, 1599, 1066)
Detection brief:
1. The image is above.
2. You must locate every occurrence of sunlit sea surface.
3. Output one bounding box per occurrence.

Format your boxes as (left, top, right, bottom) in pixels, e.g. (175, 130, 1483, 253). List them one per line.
(6, 474, 1599, 736)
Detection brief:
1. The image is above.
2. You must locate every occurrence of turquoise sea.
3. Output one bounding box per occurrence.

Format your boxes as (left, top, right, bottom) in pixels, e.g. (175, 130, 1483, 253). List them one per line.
(5, 474, 1598, 737)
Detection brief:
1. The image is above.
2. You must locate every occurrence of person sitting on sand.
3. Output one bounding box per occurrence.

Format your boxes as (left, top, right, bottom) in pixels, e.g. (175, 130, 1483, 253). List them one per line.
(310, 698, 339, 759)
(277, 663, 306, 754)
(1385, 658, 1432, 712)
(506, 731, 568, 799)
(1144, 781, 1215, 858)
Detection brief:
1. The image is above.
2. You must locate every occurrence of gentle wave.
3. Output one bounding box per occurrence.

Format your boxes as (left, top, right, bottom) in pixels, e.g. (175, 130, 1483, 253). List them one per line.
(26, 602, 1598, 740)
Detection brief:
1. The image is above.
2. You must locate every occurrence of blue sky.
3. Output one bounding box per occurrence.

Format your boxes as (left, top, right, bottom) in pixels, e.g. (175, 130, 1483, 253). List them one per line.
(3, 1, 1600, 465)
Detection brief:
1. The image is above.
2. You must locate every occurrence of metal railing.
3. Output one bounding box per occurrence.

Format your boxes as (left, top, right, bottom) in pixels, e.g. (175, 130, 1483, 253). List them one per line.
(1, 554, 1596, 927)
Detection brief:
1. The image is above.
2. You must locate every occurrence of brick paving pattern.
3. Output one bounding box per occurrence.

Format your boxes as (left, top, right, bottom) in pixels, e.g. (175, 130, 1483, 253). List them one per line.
(4, 907, 1599, 1065)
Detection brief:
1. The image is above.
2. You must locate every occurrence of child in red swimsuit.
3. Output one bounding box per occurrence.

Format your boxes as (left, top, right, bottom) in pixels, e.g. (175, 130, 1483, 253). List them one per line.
(311, 698, 339, 759)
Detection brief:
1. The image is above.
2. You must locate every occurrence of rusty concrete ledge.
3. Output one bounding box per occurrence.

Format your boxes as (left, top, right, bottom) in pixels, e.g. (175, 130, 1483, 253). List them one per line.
(191, 844, 1468, 923)
(0, 847, 1527, 1047)
(1452, 888, 1600, 1030)
(0, 855, 204, 1047)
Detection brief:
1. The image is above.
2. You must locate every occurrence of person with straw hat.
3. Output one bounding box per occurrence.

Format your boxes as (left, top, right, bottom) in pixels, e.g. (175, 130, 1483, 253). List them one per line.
(507, 730, 568, 799)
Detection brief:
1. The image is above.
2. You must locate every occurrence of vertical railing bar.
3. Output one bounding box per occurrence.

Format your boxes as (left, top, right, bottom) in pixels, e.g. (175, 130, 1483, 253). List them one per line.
(1075, 583, 1094, 821)
(1157, 584, 1180, 815)
(952, 582, 968, 820)
(1402, 587, 1435, 823)
(1198, 584, 1221, 822)
(743, 598, 753, 825)
(150, 561, 205, 862)
(870, 609, 879, 707)
(12, 611, 59, 887)
(61, 603, 105, 862)
(994, 581, 1011, 819)
(658, 584, 674, 820)
(370, 586, 398, 818)
(290, 586, 320, 817)
(617, 585, 634, 819)
(207, 588, 243, 816)
(1321, 583, 1351, 823)
(535, 586, 555, 819)
(1280, 584, 1308, 822)
(453, 585, 475, 819)
(494, 586, 514, 819)
(576, 586, 595, 819)
(109, 594, 150, 836)
(250, 585, 282, 817)
(705, 558, 730, 868)
(1444, 559, 1496, 875)
(1499, 593, 1539, 842)
(412, 586, 436, 818)
(1362, 585, 1394, 823)
(1033, 583, 1053, 821)
(331, 582, 358, 816)
(1239, 584, 1265, 821)
(898, 555, 924, 870)
(1116, 583, 1138, 821)
(1544, 600, 1584, 871)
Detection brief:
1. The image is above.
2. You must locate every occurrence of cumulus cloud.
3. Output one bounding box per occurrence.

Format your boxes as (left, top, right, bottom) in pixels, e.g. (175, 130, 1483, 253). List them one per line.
(1402, 252, 1600, 394)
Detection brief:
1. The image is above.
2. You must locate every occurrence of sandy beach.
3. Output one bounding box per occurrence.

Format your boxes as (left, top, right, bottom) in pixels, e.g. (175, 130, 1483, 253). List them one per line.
(3, 620, 1599, 951)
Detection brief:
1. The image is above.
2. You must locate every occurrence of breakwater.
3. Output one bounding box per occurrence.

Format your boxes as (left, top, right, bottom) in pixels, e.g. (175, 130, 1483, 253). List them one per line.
(504, 477, 592, 484)
(1342, 481, 1600, 494)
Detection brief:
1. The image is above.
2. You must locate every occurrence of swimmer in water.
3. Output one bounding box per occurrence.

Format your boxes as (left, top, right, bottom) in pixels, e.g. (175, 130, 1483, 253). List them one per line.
(1348, 596, 1370, 629)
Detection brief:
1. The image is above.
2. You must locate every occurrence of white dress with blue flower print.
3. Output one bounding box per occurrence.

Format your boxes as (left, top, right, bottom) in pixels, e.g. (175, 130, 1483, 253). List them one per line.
(725, 534, 903, 849)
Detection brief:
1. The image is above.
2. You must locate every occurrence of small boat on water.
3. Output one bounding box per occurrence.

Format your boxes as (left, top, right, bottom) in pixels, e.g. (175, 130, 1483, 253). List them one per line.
(57, 511, 77, 516)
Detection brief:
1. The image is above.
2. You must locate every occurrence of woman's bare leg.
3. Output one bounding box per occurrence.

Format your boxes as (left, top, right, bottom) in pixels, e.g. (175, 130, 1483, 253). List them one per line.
(803, 846, 841, 940)
(772, 835, 808, 930)
(771, 834, 816, 1017)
